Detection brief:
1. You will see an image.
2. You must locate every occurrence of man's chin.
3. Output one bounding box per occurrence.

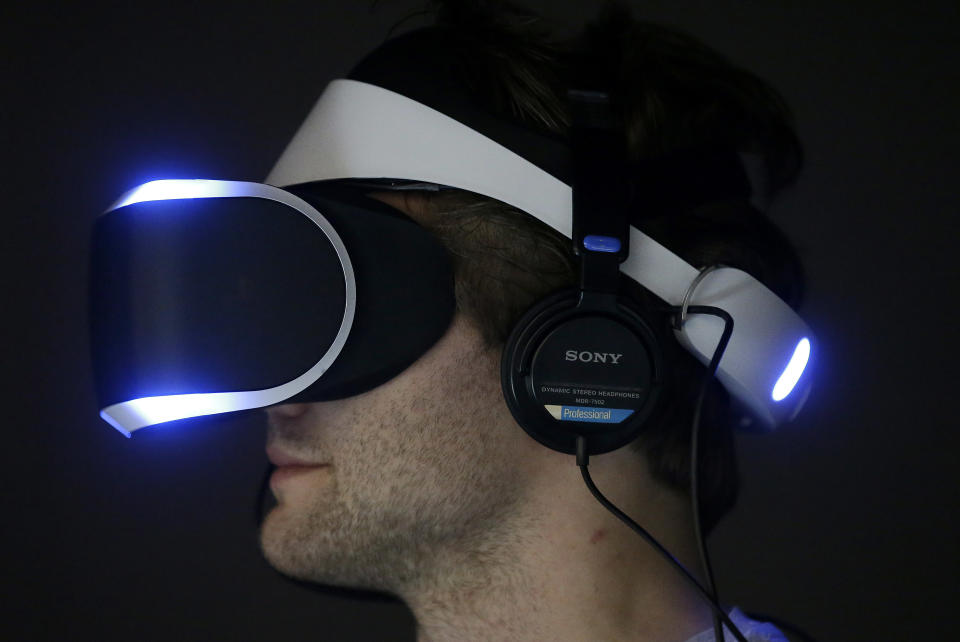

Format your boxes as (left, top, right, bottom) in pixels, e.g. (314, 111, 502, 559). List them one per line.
(258, 507, 306, 579)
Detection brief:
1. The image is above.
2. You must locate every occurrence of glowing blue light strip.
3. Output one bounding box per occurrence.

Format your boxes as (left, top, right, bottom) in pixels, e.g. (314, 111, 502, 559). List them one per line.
(99, 410, 132, 438)
(110, 179, 243, 210)
(772, 338, 810, 402)
(101, 393, 258, 438)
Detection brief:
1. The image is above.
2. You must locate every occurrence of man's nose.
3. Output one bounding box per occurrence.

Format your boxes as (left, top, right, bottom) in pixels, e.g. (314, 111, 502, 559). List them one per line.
(265, 403, 310, 419)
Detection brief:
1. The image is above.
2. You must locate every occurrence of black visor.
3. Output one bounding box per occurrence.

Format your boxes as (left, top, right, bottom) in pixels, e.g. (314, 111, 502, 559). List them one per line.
(90, 179, 455, 435)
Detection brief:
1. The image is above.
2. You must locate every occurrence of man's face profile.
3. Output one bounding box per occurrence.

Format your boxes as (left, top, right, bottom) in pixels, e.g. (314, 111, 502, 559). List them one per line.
(259, 301, 542, 598)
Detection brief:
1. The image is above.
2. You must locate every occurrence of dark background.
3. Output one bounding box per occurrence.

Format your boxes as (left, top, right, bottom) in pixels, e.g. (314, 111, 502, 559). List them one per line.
(3, 1, 957, 640)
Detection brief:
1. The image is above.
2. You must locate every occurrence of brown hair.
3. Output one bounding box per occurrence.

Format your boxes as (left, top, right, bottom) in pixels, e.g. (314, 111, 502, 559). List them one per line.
(389, 0, 807, 533)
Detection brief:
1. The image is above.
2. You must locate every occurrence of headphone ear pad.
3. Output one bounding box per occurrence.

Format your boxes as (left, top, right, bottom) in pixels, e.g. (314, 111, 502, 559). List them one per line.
(500, 288, 667, 456)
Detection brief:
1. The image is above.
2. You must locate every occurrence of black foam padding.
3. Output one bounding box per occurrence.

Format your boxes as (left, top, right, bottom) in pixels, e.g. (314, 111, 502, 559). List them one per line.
(278, 181, 456, 402)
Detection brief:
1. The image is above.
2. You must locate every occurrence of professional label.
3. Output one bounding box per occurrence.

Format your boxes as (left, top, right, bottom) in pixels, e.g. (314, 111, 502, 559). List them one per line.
(544, 405, 635, 424)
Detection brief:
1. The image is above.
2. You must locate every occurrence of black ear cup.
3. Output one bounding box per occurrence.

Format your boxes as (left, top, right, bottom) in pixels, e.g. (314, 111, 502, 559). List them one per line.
(501, 288, 666, 456)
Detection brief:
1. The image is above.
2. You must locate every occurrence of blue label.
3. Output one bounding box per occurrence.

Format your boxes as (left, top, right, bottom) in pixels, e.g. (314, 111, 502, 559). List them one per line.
(544, 405, 634, 423)
(583, 235, 622, 253)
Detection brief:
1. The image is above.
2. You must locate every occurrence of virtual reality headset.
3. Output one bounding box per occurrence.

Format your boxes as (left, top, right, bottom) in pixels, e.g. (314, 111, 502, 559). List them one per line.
(89, 28, 814, 438)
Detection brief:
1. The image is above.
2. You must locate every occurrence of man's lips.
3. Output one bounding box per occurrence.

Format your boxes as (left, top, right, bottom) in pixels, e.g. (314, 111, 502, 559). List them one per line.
(268, 463, 331, 492)
(266, 447, 331, 493)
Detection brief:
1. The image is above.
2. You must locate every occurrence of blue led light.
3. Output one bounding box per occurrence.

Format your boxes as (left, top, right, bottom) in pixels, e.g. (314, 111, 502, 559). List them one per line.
(772, 338, 810, 402)
(113, 179, 237, 209)
(102, 393, 242, 437)
(583, 235, 621, 253)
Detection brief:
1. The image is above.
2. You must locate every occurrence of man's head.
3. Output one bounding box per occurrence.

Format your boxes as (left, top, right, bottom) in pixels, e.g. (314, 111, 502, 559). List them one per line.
(259, 191, 718, 638)
(260, 0, 805, 609)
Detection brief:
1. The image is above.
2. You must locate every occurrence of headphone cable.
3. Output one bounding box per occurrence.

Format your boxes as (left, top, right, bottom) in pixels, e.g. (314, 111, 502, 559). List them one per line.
(575, 303, 746, 642)
(682, 304, 734, 642)
(677, 305, 823, 642)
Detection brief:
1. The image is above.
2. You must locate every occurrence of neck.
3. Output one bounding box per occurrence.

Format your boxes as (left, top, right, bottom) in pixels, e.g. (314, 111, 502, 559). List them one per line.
(401, 449, 717, 642)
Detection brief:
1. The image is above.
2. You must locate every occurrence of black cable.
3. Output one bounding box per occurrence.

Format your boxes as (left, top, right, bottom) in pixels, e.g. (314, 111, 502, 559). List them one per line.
(574, 303, 745, 641)
(576, 444, 748, 642)
(683, 304, 735, 642)
(670, 305, 821, 642)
